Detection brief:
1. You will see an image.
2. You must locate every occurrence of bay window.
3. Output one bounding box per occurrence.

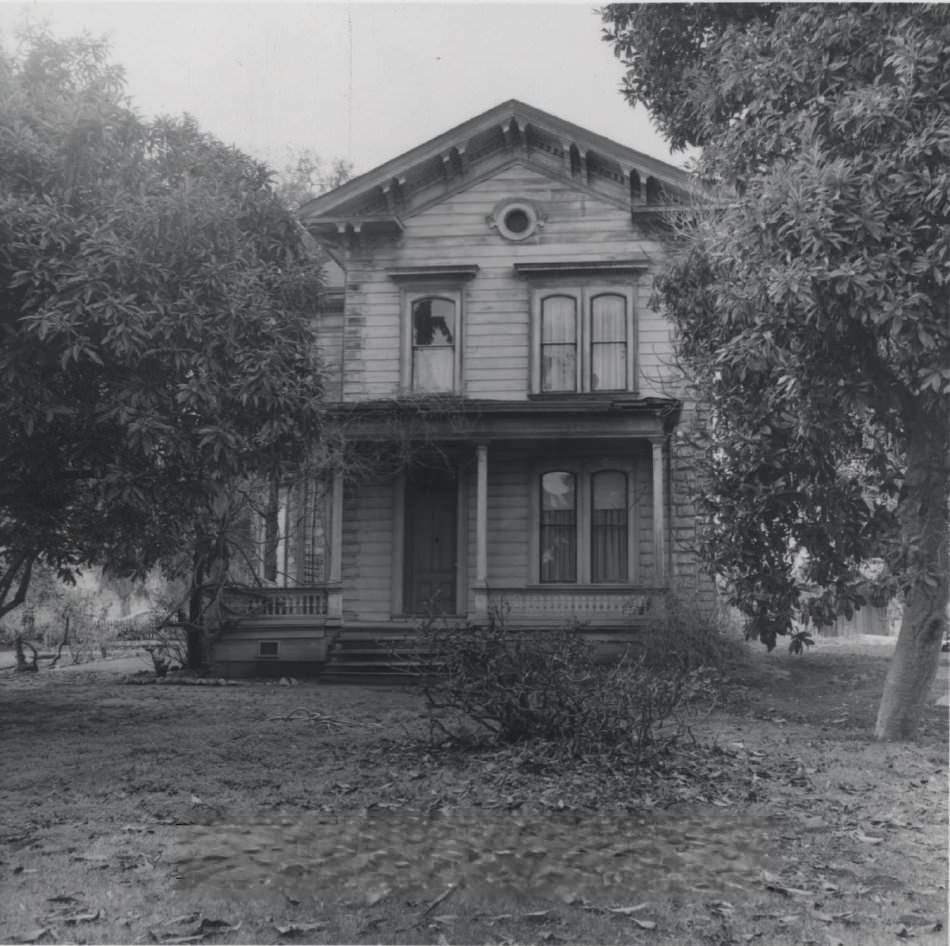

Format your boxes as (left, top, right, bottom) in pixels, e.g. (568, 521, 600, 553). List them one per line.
(251, 479, 328, 587)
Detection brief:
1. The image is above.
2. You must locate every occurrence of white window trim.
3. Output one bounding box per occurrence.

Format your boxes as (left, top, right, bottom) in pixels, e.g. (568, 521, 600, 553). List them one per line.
(399, 285, 464, 394)
(527, 459, 640, 585)
(529, 283, 637, 395)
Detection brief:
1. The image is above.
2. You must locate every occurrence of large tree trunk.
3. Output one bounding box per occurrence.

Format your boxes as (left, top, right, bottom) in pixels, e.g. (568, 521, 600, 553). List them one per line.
(874, 419, 949, 740)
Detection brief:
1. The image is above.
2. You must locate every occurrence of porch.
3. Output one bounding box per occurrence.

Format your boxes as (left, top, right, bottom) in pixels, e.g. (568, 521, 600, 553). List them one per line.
(212, 423, 675, 677)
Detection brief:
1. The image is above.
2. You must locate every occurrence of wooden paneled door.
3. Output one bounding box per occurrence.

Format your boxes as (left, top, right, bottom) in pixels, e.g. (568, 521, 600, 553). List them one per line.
(404, 468, 457, 615)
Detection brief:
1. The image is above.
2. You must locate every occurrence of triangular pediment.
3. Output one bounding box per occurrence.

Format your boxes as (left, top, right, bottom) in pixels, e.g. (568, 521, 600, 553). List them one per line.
(406, 156, 635, 221)
(402, 160, 642, 246)
(299, 99, 692, 241)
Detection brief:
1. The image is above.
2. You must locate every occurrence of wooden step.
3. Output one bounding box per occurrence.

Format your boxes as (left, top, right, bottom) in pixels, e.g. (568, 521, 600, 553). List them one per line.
(322, 632, 433, 681)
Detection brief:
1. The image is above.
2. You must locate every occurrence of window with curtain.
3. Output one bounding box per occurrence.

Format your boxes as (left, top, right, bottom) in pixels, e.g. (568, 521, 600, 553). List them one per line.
(412, 296, 455, 392)
(591, 470, 628, 582)
(530, 284, 635, 395)
(251, 479, 327, 586)
(540, 471, 577, 582)
(540, 295, 577, 392)
(590, 294, 627, 391)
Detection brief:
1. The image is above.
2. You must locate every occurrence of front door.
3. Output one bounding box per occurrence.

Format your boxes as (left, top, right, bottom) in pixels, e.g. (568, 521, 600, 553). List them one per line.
(404, 469, 457, 615)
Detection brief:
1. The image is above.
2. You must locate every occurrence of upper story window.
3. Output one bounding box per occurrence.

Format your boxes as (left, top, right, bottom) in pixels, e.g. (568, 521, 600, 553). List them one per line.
(389, 266, 478, 396)
(530, 285, 636, 394)
(540, 295, 578, 392)
(590, 294, 627, 391)
(412, 296, 456, 392)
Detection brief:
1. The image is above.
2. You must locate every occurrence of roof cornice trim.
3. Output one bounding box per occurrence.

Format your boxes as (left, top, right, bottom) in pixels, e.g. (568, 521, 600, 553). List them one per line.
(299, 99, 692, 221)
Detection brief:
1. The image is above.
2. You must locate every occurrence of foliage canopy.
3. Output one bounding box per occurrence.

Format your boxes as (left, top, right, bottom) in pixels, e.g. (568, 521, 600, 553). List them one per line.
(0, 29, 326, 620)
(603, 3, 950, 738)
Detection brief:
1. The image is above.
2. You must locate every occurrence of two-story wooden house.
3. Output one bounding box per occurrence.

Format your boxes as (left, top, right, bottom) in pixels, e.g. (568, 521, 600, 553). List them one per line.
(211, 100, 714, 677)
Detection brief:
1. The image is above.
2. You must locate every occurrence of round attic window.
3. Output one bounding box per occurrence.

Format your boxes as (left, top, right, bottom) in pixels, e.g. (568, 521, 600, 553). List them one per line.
(494, 201, 539, 241)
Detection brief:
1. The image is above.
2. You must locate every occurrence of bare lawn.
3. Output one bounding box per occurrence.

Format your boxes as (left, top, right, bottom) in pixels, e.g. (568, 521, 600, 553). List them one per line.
(1, 638, 947, 946)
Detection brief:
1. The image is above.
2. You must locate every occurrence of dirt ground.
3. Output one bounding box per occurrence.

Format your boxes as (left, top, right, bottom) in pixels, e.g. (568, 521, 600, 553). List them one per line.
(1, 636, 947, 946)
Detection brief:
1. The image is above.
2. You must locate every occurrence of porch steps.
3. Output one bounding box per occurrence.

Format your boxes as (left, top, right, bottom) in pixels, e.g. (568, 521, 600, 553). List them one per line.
(321, 630, 432, 682)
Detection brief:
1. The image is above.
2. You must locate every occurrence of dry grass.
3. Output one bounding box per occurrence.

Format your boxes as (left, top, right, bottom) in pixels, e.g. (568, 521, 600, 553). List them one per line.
(0, 636, 947, 946)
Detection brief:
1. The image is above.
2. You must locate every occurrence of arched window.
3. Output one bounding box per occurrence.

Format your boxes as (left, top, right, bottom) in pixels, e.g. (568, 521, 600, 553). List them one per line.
(540, 471, 577, 582)
(528, 284, 635, 395)
(591, 471, 627, 582)
(412, 296, 456, 392)
(590, 293, 627, 391)
(540, 295, 577, 392)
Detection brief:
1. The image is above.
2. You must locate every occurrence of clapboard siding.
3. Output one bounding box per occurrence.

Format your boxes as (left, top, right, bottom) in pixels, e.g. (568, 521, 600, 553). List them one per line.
(315, 309, 344, 401)
(636, 276, 674, 399)
(486, 463, 531, 586)
(341, 481, 393, 621)
(334, 164, 675, 402)
(635, 459, 657, 581)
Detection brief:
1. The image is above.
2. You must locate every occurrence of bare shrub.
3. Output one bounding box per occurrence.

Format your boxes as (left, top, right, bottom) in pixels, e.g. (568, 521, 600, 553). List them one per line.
(143, 625, 188, 677)
(416, 596, 729, 761)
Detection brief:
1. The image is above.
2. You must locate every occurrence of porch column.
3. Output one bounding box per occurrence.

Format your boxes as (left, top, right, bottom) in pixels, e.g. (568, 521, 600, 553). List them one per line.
(391, 471, 405, 616)
(474, 442, 489, 618)
(650, 437, 668, 583)
(327, 469, 344, 620)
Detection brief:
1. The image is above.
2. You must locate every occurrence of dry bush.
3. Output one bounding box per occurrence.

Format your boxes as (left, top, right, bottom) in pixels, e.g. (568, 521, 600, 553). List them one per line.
(416, 596, 731, 761)
(142, 625, 188, 676)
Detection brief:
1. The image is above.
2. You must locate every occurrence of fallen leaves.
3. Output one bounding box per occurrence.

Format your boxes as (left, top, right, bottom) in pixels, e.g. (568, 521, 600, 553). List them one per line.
(275, 921, 327, 937)
(8, 929, 52, 944)
(267, 707, 345, 728)
(761, 870, 813, 899)
(853, 829, 884, 844)
(148, 914, 241, 944)
(2, 644, 946, 946)
(581, 901, 658, 929)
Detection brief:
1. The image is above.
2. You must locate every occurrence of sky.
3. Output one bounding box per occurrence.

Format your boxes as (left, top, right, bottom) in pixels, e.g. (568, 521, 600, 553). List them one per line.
(0, 1, 690, 179)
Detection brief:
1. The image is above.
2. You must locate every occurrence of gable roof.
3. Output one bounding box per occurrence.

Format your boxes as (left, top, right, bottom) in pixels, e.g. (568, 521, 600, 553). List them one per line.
(298, 99, 692, 237)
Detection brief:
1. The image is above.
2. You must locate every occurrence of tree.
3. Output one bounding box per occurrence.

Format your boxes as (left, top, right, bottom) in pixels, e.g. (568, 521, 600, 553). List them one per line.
(0, 28, 327, 665)
(276, 149, 353, 211)
(602, 4, 950, 739)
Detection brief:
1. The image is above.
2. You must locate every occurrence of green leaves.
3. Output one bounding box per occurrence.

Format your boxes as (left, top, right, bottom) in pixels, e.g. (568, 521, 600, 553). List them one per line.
(0, 28, 326, 602)
(616, 5, 950, 654)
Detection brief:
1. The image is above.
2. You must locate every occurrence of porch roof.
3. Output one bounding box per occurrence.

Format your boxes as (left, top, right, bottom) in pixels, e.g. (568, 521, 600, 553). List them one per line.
(329, 395, 680, 441)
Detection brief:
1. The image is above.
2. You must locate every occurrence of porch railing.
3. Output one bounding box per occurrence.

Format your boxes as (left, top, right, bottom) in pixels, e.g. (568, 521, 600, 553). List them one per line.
(224, 586, 329, 619)
(483, 587, 659, 623)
